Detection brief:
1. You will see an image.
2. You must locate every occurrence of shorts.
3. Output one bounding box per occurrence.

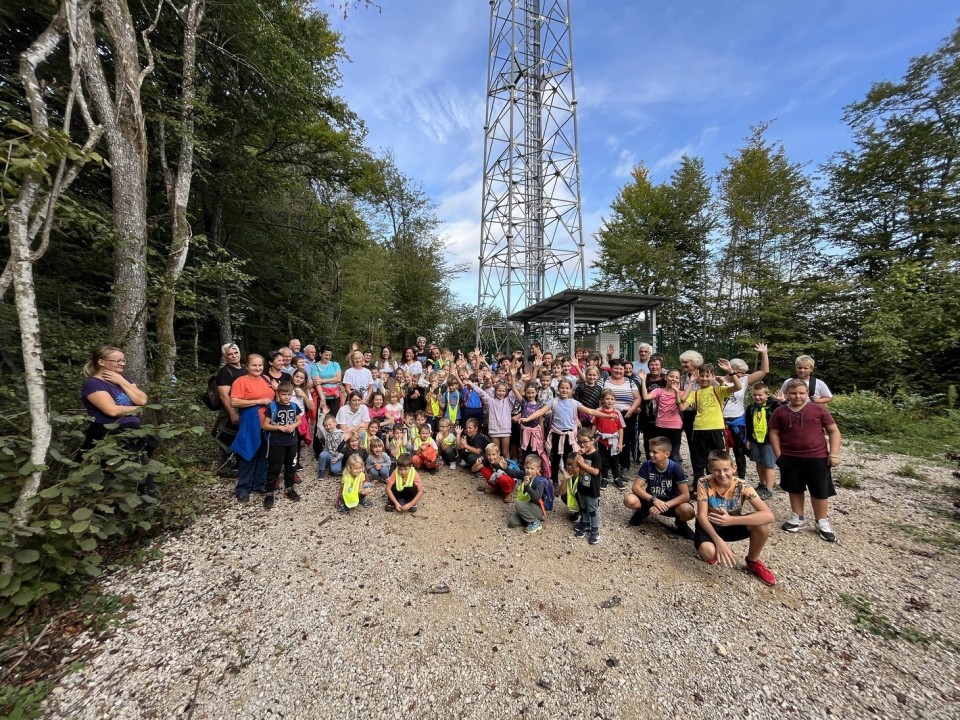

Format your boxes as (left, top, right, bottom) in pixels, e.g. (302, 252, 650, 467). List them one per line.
(693, 521, 752, 548)
(635, 498, 680, 519)
(749, 442, 777, 469)
(776, 455, 836, 500)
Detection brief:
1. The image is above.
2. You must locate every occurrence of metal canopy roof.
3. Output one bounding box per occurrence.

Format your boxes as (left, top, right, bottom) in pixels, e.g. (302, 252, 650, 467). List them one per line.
(506, 289, 671, 325)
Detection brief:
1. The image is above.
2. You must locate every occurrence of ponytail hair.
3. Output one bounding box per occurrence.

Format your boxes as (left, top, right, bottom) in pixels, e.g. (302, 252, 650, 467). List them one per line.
(83, 345, 123, 378)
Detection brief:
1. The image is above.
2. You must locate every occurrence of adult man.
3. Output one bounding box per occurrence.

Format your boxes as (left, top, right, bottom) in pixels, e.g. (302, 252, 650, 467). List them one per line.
(363, 349, 376, 370)
(415, 336, 430, 365)
(635, 343, 653, 374)
(279, 346, 295, 375)
(289, 338, 304, 358)
(303, 344, 318, 374)
(214, 343, 246, 477)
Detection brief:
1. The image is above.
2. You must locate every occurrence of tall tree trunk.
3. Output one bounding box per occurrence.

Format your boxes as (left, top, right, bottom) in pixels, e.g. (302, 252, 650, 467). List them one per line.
(154, 0, 205, 384)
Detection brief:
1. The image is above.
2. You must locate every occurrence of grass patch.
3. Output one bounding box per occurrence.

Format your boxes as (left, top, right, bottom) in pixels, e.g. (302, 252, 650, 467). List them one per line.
(839, 592, 932, 643)
(894, 464, 928, 480)
(834, 470, 861, 489)
(888, 520, 960, 554)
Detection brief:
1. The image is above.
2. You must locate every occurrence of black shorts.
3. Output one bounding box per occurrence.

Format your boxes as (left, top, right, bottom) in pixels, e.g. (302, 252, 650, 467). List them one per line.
(776, 455, 836, 500)
(636, 498, 679, 518)
(693, 521, 751, 548)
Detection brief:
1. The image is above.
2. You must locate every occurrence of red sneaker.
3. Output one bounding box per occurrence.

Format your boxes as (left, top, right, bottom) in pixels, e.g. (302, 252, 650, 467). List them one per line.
(746, 558, 776, 586)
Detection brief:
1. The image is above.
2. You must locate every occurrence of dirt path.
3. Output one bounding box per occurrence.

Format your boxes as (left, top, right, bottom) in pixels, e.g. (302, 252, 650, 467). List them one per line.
(43, 444, 960, 719)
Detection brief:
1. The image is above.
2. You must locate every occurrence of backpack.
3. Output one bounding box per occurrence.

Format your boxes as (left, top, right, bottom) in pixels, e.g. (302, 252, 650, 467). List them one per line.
(200, 374, 222, 411)
(534, 475, 555, 512)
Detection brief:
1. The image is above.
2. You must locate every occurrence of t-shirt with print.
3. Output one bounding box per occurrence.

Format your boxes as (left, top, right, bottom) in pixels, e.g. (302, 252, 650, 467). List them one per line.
(81, 376, 141, 428)
(265, 401, 302, 447)
(686, 384, 733, 430)
(577, 450, 603, 498)
(636, 459, 688, 500)
(696, 477, 758, 516)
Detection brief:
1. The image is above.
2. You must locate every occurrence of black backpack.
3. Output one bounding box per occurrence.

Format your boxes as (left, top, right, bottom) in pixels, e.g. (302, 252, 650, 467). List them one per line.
(200, 374, 222, 411)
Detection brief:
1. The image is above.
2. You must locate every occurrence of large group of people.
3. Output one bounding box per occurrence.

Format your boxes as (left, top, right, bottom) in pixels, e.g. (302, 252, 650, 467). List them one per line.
(77, 335, 842, 589)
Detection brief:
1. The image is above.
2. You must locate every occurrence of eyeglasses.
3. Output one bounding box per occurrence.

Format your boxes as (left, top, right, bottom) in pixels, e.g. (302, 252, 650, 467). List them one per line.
(105, 357, 127, 365)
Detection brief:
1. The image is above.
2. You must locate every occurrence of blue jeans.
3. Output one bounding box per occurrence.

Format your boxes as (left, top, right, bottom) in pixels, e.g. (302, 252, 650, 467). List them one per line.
(318, 451, 343, 478)
(367, 464, 390, 482)
(236, 447, 267, 496)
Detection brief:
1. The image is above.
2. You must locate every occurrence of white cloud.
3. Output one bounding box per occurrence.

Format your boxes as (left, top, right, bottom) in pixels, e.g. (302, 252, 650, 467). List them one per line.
(652, 126, 719, 173)
(612, 148, 637, 178)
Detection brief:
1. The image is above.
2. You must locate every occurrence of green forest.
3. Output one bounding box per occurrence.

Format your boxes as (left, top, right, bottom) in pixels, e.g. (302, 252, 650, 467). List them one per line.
(1, 0, 959, 634)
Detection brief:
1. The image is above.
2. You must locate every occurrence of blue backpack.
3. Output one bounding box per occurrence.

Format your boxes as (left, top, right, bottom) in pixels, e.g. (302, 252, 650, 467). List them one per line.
(534, 475, 555, 512)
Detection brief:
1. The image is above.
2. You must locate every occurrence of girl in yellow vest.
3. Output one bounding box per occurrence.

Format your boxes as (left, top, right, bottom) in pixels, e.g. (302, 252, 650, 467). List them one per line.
(386, 454, 423, 513)
(338, 454, 373, 512)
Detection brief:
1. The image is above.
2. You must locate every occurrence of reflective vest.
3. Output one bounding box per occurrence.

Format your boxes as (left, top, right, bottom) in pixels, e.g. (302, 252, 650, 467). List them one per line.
(752, 405, 769, 444)
(342, 471, 363, 508)
(444, 390, 461, 423)
(567, 472, 580, 513)
(392, 467, 416, 491)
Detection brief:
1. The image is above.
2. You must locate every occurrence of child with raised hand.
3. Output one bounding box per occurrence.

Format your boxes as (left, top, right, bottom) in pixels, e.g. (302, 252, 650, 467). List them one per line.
(437, 417, 459, 469)
(411, 424, 442, 472)
(678, 359, 741, 490)
(456, 417, 491, 473)
(769, 379, 842, 542)
(338, 453, 374, 512)
(638, 368, 685, 463)
(338, 433, 368, 467)
(261, 382, 303, 509)
(744, 382, 784, 500)
(594, 389, 627, 490)
(624, 436, 694, 537)
(317, 413, 345, 480)
(479, 442, 523, 502)
(468, 374, 515, 460)
(366, 437, 392, 483)
(385, 453, 424, 513)
(573, 428, 603, 544)
(695, 450, 776, 586)
(780, 354, 833, 405)
(389, 423, 411, 464)
(508, 456, 550, 534)
(512, 377, 551, 478)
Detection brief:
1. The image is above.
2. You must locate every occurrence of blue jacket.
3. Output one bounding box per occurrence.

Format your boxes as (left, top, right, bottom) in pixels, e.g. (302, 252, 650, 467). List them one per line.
(231, 405, 264, 461)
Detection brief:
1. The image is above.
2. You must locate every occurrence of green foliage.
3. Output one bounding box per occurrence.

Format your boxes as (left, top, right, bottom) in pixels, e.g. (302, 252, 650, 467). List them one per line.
(0, 412, 204, 620)
(838, 592, 933, 643)
(894, 464, 928, 481)
(834, 471, 861, 490)
(0, 679, 52, 720)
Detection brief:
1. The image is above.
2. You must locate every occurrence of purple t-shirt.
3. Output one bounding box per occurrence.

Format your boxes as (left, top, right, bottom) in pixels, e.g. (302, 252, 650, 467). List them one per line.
(81, 376, 140, 428)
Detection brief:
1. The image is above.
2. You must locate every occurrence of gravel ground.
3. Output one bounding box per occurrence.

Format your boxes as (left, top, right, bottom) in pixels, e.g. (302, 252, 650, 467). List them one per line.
(43, 442, 960, 720)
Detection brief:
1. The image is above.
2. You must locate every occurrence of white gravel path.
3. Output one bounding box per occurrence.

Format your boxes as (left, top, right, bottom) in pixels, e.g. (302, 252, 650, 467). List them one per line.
(43, 443, 960, 719)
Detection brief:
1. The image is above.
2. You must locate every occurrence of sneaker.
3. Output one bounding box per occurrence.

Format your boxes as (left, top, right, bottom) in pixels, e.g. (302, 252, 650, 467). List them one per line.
(574, 522, 588, 538)
(293, 473, 302, 485)
(588, 530, 600, 545)
(525, 520, 543, 534)
(450, 462, 457, 470)
(503, 491, 515, 504)
(236, 492, 250, 503)
(286, 488, 301, 502)
(782, 513, 805, 533)
(600, 478, 609, 490)
(569, 512, 581, 524)
(337, 502, 349, 513)
(746, 558, 776, 586)
(756, 485, 773, 500)
(362, 497, 373, 508)
(673, 518, 694, 539)
(817, 518, 837, 543)
(628, 510, 648, 527)
(385, 503, 396, 512)
(408, 506, 418, 514)
(263, 493, 275, 510)
(613, 477, 626, 490)
(705, 553, 719, 566)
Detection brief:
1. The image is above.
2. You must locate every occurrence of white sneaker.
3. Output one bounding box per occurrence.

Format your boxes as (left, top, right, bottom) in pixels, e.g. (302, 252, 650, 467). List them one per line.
(817, 518, 837, 542)
(781, 513, 805, 532)
(449, 462, 457, 470)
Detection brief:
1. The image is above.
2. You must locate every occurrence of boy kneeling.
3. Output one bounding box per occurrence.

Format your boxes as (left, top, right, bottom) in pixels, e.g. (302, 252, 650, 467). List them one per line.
(623, 436, 694, 538)
(508, 456, 550, 535)
(695, 450, 776, 586)
(386, 454, 424, 513)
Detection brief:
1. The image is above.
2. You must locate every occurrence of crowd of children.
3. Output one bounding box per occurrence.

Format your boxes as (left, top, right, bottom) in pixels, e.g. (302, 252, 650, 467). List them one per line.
(218, 337, 843, 587)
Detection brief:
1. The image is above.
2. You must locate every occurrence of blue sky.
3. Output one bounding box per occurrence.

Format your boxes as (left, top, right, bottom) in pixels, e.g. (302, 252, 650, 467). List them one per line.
(327, 1, 958, 303)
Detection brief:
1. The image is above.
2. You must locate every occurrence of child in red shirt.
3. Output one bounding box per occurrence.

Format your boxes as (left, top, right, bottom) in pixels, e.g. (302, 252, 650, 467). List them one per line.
(593, 389, 626, 489)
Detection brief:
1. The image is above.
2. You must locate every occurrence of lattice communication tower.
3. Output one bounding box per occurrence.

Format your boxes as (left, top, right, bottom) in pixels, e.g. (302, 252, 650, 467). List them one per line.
(477, 0, 585, 352)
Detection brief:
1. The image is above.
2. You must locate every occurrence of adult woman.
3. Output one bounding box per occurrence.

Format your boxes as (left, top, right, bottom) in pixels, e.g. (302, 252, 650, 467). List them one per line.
(336, 391, 371, 437)
(80, 345, 153, 492)
(601, 358, 641, 476)
(637, 353, 667, 459)
(399, 347, 423, 379)
(678, 350, 704, 448)
(264, 350, 286, 390)
(229, 354, 275, 503)
(376, 346, 398, 377)
(214, 343, 245, 477)
(313, 345, 342, 417)
(342, 351, 374, 403)
(723, 343, 770, 480)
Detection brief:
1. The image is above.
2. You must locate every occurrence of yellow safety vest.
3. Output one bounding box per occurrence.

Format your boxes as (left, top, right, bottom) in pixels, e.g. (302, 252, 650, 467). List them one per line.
(753, 406, 769, 444)
(342, 470, 363, 508)
(567, 473, 580, 513)
(392, 467, 416, 491)
(516, 479, 533, 502)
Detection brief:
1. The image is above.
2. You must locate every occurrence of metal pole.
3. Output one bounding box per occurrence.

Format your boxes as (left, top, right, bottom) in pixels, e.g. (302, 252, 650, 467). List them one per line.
(568, 302, 575, 359)
(650, 307, 658, 352)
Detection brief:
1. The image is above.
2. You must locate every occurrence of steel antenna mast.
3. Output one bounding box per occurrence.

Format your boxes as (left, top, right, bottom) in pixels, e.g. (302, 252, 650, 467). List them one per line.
(477, 0, 585, 352)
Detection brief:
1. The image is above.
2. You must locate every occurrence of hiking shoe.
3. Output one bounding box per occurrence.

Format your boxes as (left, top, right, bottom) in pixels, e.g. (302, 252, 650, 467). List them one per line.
(263, 493, 275, 510)
(574, 522, 588, 538)
(362, 497, 373, 508)
(628, 510, 648, 526)
(525, 520, 543, 534)
(236, 492, 250, 503)
(755, 485, 773, 500)
(286, 488, 301, 502)
(746, 558, 776, 586)
(782, 513, 805, 533)
(588, 530, 600, 545)
(817, 518, 837, 543)
(613, 477, 626, 490)
(503, 491, 515, 504)
(673, 518, 694, 539)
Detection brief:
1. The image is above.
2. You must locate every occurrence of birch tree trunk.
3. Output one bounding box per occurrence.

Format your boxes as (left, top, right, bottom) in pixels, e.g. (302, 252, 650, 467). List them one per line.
(154, 0, 205, 384)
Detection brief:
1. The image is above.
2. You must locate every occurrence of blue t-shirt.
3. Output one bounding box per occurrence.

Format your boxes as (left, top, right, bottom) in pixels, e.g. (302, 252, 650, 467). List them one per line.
(81, 376, 140, 428)
(636, 459, 687, 500)
(314, 361, 341, 397)
(548, 398, 581, 431)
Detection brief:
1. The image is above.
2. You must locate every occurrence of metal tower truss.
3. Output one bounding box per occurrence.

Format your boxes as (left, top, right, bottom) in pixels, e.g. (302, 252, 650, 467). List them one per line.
(477, 0, 585, 352)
